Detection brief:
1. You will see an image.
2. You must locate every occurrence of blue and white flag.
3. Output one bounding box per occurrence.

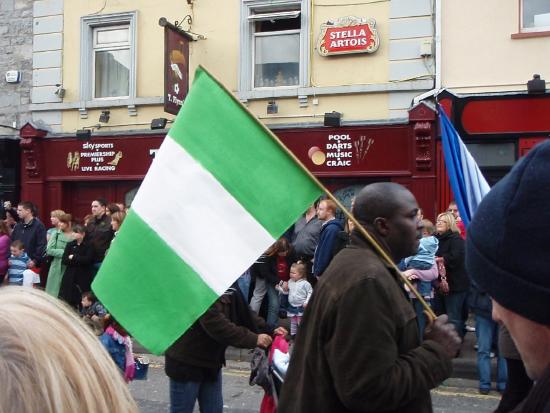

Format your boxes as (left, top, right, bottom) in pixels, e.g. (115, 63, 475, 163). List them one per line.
(439, 107, 490, 227)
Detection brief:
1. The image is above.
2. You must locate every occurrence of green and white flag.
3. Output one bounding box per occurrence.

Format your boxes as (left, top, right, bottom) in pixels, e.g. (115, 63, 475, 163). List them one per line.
(92, 66, 323, 354)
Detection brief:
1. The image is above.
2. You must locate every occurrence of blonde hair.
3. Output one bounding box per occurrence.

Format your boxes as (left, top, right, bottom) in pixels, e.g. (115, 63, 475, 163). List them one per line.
(436, 212, 460, 234)
(58, 213, 72, 225)
(290, 261, 307, 279)
(0, 288, 138, 413)
(50, 209, 65, 219)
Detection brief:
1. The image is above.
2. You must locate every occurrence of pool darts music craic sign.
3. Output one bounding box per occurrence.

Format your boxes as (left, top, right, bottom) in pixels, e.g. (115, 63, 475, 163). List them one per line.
(317, 16, 380, 57)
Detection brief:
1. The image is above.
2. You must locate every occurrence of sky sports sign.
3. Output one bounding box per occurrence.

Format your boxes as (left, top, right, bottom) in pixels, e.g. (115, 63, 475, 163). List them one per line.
(317, 16, 380, 57)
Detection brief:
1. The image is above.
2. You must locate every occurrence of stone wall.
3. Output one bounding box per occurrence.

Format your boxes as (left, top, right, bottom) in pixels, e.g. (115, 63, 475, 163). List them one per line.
(0, 0, 33, 133)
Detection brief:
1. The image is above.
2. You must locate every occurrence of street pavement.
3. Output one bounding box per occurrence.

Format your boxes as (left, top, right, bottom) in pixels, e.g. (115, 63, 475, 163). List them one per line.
(130, 318, 504, 412)
(129, 356, 501, 413)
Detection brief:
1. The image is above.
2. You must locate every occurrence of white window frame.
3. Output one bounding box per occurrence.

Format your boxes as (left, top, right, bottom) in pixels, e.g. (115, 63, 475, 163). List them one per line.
(520, 0, 550, 32)
(239, 0, 309, 98)
(80, 11, 137, 102)
(92, 25, 131, 99)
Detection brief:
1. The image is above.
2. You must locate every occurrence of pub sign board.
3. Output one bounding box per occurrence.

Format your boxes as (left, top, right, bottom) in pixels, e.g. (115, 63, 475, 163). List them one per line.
(276, 126, 411, 177)
(44, 136, 164, 178)
(317, 16, 379, 57)
(163, 22, 190, 115)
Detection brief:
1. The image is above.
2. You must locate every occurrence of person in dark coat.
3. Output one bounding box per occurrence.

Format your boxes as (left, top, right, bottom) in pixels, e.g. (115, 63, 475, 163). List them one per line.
(249, 238, 291, 329)
(279, 182, 460, 413)
(59, 224, 94, 308)
(466, 140, 550, 413)
(86, 198, 114, 269)
(313, 199, 343, 278)
(433, 212, 469, 339)
(11, 201, 47, 269)
(165, 285, 286, 413)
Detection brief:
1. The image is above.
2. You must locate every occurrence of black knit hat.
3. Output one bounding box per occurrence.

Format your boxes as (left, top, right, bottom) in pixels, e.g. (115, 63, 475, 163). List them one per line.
(466, 140, 550, 326)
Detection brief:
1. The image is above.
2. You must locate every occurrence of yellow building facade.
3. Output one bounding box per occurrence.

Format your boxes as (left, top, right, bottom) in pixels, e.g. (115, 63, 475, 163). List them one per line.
(436, 0, 550, 193)
(26, 0, 442, 221)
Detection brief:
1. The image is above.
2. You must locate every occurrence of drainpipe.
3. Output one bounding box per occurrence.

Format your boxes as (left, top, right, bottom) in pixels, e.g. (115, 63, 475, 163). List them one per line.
(435, 0, 441, 90)
(413, 0, 442, 105)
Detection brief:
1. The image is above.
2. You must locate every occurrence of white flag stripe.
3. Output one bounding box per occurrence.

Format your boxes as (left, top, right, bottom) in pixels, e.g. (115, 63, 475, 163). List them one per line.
(458, 137, 491, 214)
(131, 136, 275, 295)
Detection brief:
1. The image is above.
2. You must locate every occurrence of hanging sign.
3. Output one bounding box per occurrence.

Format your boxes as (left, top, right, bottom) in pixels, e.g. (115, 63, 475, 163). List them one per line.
(317, 16, 380, 57)
(161, 20, 191, 115)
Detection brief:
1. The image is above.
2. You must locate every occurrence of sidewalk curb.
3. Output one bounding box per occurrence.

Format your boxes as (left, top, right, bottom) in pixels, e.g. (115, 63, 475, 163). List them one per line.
(133, 328, 486, 382)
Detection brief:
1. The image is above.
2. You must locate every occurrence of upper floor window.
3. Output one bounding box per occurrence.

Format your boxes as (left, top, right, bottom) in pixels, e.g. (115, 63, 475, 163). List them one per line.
(93, 25, 131, 98)
(252, 10, 300, 88)
(239, 1, 309, 97)
(521, 0, 550, 32)
(81, 12, 137, 101)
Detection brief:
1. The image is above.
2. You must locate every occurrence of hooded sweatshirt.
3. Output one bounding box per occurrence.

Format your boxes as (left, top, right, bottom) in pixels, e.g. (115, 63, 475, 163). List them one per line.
(313, 219, 344, 277)
(404, 235, 438, 268)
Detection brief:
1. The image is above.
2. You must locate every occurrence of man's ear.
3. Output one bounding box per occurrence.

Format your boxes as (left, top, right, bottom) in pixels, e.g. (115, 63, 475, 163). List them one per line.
(373, 217, 389, 236)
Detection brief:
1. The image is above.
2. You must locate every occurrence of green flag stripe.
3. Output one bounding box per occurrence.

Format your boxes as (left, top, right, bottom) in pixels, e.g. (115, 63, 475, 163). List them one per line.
(168, 67, 323, 238)
(92, 210, 218, 355)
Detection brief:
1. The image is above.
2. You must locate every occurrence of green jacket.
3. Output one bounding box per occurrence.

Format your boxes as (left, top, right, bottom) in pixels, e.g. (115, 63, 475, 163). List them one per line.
(279, 234, 452, 413)
(45, 230, 71, 297)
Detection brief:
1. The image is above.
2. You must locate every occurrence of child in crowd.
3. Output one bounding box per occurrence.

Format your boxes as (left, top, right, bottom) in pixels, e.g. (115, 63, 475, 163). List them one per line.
(80, 291, 107, 321)
(277, 261, 313, 338)
(5, 240, 33, 286)
(100, 314, 135, 382)
(403, 219, 439, 299)
(401, 219, 440, 334)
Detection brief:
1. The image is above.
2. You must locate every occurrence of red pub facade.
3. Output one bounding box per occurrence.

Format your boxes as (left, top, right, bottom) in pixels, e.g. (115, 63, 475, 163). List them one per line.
(19, 103, 440, 224)
(19, 92, 550, 226)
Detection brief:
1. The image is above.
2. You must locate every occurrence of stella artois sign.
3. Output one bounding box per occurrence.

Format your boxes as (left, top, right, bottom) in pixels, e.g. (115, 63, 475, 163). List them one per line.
(317, 16, 379, 57)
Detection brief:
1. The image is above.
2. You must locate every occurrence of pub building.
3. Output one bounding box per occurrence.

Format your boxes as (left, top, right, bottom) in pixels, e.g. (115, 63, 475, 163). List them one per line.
(20, 8, 548, 225)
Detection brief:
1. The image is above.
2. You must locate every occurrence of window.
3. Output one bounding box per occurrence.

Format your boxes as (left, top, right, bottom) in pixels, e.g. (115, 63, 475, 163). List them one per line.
(239, 1, 309, 97)
(466, 143, 516, 167)
(93, 26, 131, 98)
(521, 0, 550, 32)
(252, 11, 300, 88)
(81, 12, 137, 101)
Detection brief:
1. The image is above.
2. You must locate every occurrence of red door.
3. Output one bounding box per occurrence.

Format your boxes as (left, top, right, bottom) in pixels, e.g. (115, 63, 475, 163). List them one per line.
(63, 180, 141, 222)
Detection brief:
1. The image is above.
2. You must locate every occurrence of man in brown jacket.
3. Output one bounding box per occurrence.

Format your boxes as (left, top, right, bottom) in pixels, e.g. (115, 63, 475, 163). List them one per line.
(165, 285, 286, 413)
(278, 183, 460, 413)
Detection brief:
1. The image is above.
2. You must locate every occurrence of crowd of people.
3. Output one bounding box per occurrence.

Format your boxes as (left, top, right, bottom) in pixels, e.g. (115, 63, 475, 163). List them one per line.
(1, 140, 550, 413)
(0, 198, 139, 382)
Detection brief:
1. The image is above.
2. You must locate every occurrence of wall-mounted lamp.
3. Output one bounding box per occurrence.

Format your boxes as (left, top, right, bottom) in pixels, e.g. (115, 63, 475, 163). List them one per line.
(54, 84, 65, 98)
(527, 74, 546, 94)
(150, 118, 168, 130)
(99, 110, 110, 123)
(76, 129, 92, 140)
(267, 99, 278, 114)
(324, 111, 342, 127)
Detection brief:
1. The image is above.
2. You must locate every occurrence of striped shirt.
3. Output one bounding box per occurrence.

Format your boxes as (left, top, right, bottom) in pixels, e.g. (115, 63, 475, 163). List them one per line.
(8, 253, 30, 285)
